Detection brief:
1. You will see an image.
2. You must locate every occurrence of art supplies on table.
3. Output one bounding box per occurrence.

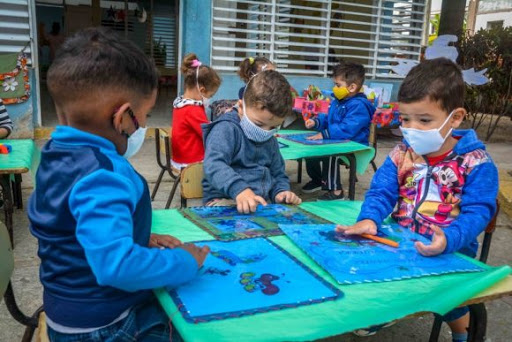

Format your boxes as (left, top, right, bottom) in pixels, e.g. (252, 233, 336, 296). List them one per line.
(180, 204, 330, 241)
(279, 224, 484, 285)
(167, 238, 343, 323)
(278, 133, 348, 146)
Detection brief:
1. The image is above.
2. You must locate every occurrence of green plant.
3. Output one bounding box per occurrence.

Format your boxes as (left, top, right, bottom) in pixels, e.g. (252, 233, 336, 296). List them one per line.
(459, 26, 512, 141)
(153, 37, 167, 66)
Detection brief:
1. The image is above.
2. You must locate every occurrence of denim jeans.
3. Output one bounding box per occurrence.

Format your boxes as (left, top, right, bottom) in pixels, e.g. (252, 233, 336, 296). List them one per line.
(47, 299, 183, 342)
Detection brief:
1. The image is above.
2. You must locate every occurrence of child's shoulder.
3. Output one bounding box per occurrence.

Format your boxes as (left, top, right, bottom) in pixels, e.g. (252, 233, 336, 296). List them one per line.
(204, 111, 241, 139)
(173, 96, 203, 110)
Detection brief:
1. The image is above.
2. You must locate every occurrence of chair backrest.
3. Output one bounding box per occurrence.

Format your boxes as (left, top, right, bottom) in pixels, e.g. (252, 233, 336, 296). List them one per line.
(154, 128, 172, 170)
(479, 200, 500, 263)
(369, 122, 377, 150)
(0, 221, 14, 297)
(180, 162, 204, 200)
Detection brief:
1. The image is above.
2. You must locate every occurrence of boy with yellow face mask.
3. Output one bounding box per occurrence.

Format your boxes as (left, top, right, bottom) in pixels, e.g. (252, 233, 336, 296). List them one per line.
(303, 61, 375, 200)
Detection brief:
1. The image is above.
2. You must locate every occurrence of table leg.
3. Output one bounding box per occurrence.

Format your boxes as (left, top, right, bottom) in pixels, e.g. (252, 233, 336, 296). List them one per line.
(0, 174, 14, 247)
(468, 303, 487, 342)
(297, 159, 303, 184)
(14, 174, 22, 209)
(345, 154, 357, 200)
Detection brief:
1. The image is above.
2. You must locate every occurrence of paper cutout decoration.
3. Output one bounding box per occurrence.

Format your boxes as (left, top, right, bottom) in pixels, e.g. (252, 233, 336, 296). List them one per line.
(279, 224, 484, 285)
(168, 238, 343, 323)
(0, 53, 30, 104)
(278, 133, 348, 145)
(390, 35, 489, 86)
(181, 204, 330, 241)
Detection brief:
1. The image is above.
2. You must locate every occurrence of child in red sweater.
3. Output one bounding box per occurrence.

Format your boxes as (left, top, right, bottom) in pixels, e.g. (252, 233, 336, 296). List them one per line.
(171, 53, 221, 169)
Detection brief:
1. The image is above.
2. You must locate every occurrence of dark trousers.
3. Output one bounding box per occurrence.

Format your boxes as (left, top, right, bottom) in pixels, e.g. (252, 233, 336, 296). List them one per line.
(305, 157, 342, 191)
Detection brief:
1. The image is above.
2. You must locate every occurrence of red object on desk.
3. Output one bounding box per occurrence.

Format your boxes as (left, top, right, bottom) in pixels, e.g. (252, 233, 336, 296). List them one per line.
(0, 144, 12, 154)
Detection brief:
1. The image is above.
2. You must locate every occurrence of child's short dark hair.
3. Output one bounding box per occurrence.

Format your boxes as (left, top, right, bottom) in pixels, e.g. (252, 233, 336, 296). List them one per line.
(244, 70, 292, 118)
(398, 58, 464, 113)
(181, 53, 221, 92)
(332, 61, 365, 89)
(47, 27, 158, 107)
(238, 56, 273, 83)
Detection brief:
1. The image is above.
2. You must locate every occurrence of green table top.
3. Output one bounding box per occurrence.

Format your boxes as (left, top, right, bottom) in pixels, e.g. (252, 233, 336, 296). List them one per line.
(152, 201, 511, 342)
(277, 130, 375, 174)
(0, 139, 39, 175)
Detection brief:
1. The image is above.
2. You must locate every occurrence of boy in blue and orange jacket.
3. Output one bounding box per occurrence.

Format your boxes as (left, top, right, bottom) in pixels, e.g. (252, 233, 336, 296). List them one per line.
(303, 61, 375, 200)
(338, 58, 498, 342)
(28, 28, 209, 341)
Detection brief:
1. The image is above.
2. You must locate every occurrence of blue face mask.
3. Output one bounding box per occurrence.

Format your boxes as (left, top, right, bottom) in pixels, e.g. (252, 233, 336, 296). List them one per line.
(122, 108, 147, 159)
(240, 100, 279, 142)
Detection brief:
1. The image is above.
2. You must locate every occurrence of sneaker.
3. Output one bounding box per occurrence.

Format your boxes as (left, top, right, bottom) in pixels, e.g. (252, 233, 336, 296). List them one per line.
(302, 181, 322, 193)
(318, 190, 345, 201)
(352, 321, 396, 337)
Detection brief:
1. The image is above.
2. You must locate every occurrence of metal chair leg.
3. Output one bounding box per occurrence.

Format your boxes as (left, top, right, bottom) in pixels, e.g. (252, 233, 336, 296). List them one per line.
(166, 178, 180, 209)
(429, 314, 443, 342)
(345, 154, 357, 200)
(468, 304, 487, 342)
(151, 169, 166, 201)
(181, 198, 187, 209)
(297, 159, 303, 184)
(371, 161, 378, 172)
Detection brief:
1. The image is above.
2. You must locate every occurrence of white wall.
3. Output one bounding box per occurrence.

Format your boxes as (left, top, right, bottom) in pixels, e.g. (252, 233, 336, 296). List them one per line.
(475, 11, 512, 30)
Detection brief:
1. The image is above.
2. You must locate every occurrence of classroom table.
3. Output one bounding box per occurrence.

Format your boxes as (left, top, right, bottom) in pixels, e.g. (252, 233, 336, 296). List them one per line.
(0, 139, 39, 245)
(277, 130, 375, 200)
(151, 201, 512, 342)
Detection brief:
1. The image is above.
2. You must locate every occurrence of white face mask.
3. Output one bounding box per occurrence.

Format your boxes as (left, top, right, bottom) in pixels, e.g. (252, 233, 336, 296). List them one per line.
(239, 100, 279, 142)
(121, 108, 147, 159)
(399, 111, 454, 156)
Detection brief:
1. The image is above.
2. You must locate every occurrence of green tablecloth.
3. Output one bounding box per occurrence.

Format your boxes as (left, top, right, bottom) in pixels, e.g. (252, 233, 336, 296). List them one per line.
(278, 130, 374, 174)
(152, 201, 511, 342)
(0, 139, 39, 174)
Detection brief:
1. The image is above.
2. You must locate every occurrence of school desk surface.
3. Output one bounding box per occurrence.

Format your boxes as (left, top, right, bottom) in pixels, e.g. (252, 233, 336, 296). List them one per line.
(151, 201, 512, 342)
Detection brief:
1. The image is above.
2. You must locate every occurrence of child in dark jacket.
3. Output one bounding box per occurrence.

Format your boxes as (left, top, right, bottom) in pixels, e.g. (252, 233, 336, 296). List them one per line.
(28, 28, 209, 341)
(337, 58, 498, 342)
(202, 70, 302, 214)
(303, 61, 375, 200)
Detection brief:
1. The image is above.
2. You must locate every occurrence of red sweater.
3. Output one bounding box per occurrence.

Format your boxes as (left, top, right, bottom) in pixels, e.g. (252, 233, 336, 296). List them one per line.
(171, 98, 209, 164)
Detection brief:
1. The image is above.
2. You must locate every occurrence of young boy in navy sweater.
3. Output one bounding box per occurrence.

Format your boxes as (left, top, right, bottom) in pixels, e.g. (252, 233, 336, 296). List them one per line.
(338, 58, 498, 342)
(303, 61, 375, 200)
(29, 27, 209, 341)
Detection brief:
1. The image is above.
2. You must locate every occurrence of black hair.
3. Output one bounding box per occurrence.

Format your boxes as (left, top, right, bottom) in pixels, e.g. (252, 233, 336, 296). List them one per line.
(47, 27, 158, 107)
(331, 60, 366, 89)
(398, 58, 465, 113)
(244, 70, 292, 118)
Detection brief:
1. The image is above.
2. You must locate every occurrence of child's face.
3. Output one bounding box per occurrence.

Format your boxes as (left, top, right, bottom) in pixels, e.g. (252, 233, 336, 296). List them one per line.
(398, 98, 465, 135)
(239, 100, 284, 131)
(114, 90, 157, 134)
(333, 76, 358, 94)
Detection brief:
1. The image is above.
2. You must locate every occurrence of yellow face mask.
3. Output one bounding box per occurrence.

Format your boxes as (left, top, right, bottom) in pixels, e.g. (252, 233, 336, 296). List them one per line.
(333, 86, 350, 100)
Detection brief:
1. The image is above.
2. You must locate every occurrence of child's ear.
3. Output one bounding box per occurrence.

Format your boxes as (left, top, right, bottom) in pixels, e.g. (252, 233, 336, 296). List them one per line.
(238, 99, 244, 112)
(451, 107, 466, 128)
(112, 102, 131, 134)
(348, 83, 359, 93)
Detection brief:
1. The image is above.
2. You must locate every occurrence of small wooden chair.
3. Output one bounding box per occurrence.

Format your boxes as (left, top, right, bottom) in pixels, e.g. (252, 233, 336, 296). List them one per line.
(166, 162, 204, 209)
(151, 128, 180, 201)
(429, 201, 501, 342)
(1, 221, 47, 342)
(368, 122, 378, 172)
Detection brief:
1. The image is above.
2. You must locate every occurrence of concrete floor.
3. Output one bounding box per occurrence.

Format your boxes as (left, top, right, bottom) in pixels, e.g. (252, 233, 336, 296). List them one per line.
(1, 136, 511, 341)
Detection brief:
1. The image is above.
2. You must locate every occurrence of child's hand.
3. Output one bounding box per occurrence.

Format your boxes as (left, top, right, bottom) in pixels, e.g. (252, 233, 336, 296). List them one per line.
(275, 191, 302, 205)
(336, 219, 377, 235)
(306, 132, 323, 140)
(179, 243, 210, 268)
(149, 233, 182, 249)
(235, 188, 268, 214)
(305, 119, 315, 129)
(415, 225, 447, 256)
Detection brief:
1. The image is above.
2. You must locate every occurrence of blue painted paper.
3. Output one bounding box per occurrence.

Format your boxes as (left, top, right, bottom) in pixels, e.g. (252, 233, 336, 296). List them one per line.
(168, 238, 342, 323)
(279, 224, 484, 285)
(279, 133, 348, 145)
(278, 141, 289, 149)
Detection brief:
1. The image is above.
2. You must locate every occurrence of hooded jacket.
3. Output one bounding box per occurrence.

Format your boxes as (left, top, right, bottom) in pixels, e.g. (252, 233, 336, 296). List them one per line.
(202, 111, 290, 204)
(358, 129, 498, 255)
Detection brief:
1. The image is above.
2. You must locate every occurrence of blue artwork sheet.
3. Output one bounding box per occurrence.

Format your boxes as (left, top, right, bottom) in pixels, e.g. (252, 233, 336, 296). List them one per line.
(279, 224, 484, 285)
(181, 204, 329, 241)
(278, 141, 289, 149)
(279, 133, 348, 145)
(168, 238, 342, 323)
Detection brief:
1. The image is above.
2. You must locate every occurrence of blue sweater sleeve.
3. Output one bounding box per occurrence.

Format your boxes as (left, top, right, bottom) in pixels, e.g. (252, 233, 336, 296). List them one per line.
(322, 102, 371, 140)
(357, 156, 400, 226)
(204, 122, 250, 199)
(314, 113, 328, 131)
(443, 162, 498, 254)
(269, 139, 291, 201)
(69, 170, 199, 292)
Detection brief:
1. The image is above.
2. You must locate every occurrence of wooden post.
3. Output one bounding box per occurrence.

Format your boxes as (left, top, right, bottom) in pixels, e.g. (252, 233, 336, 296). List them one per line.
(467, 0, 480, 35)
(438, 0, 466, 37)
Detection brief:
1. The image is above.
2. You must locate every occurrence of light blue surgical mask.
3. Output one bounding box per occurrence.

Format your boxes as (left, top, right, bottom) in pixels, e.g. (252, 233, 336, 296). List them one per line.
(122, 108, 147, 159)
(240, 100, 279, 142)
